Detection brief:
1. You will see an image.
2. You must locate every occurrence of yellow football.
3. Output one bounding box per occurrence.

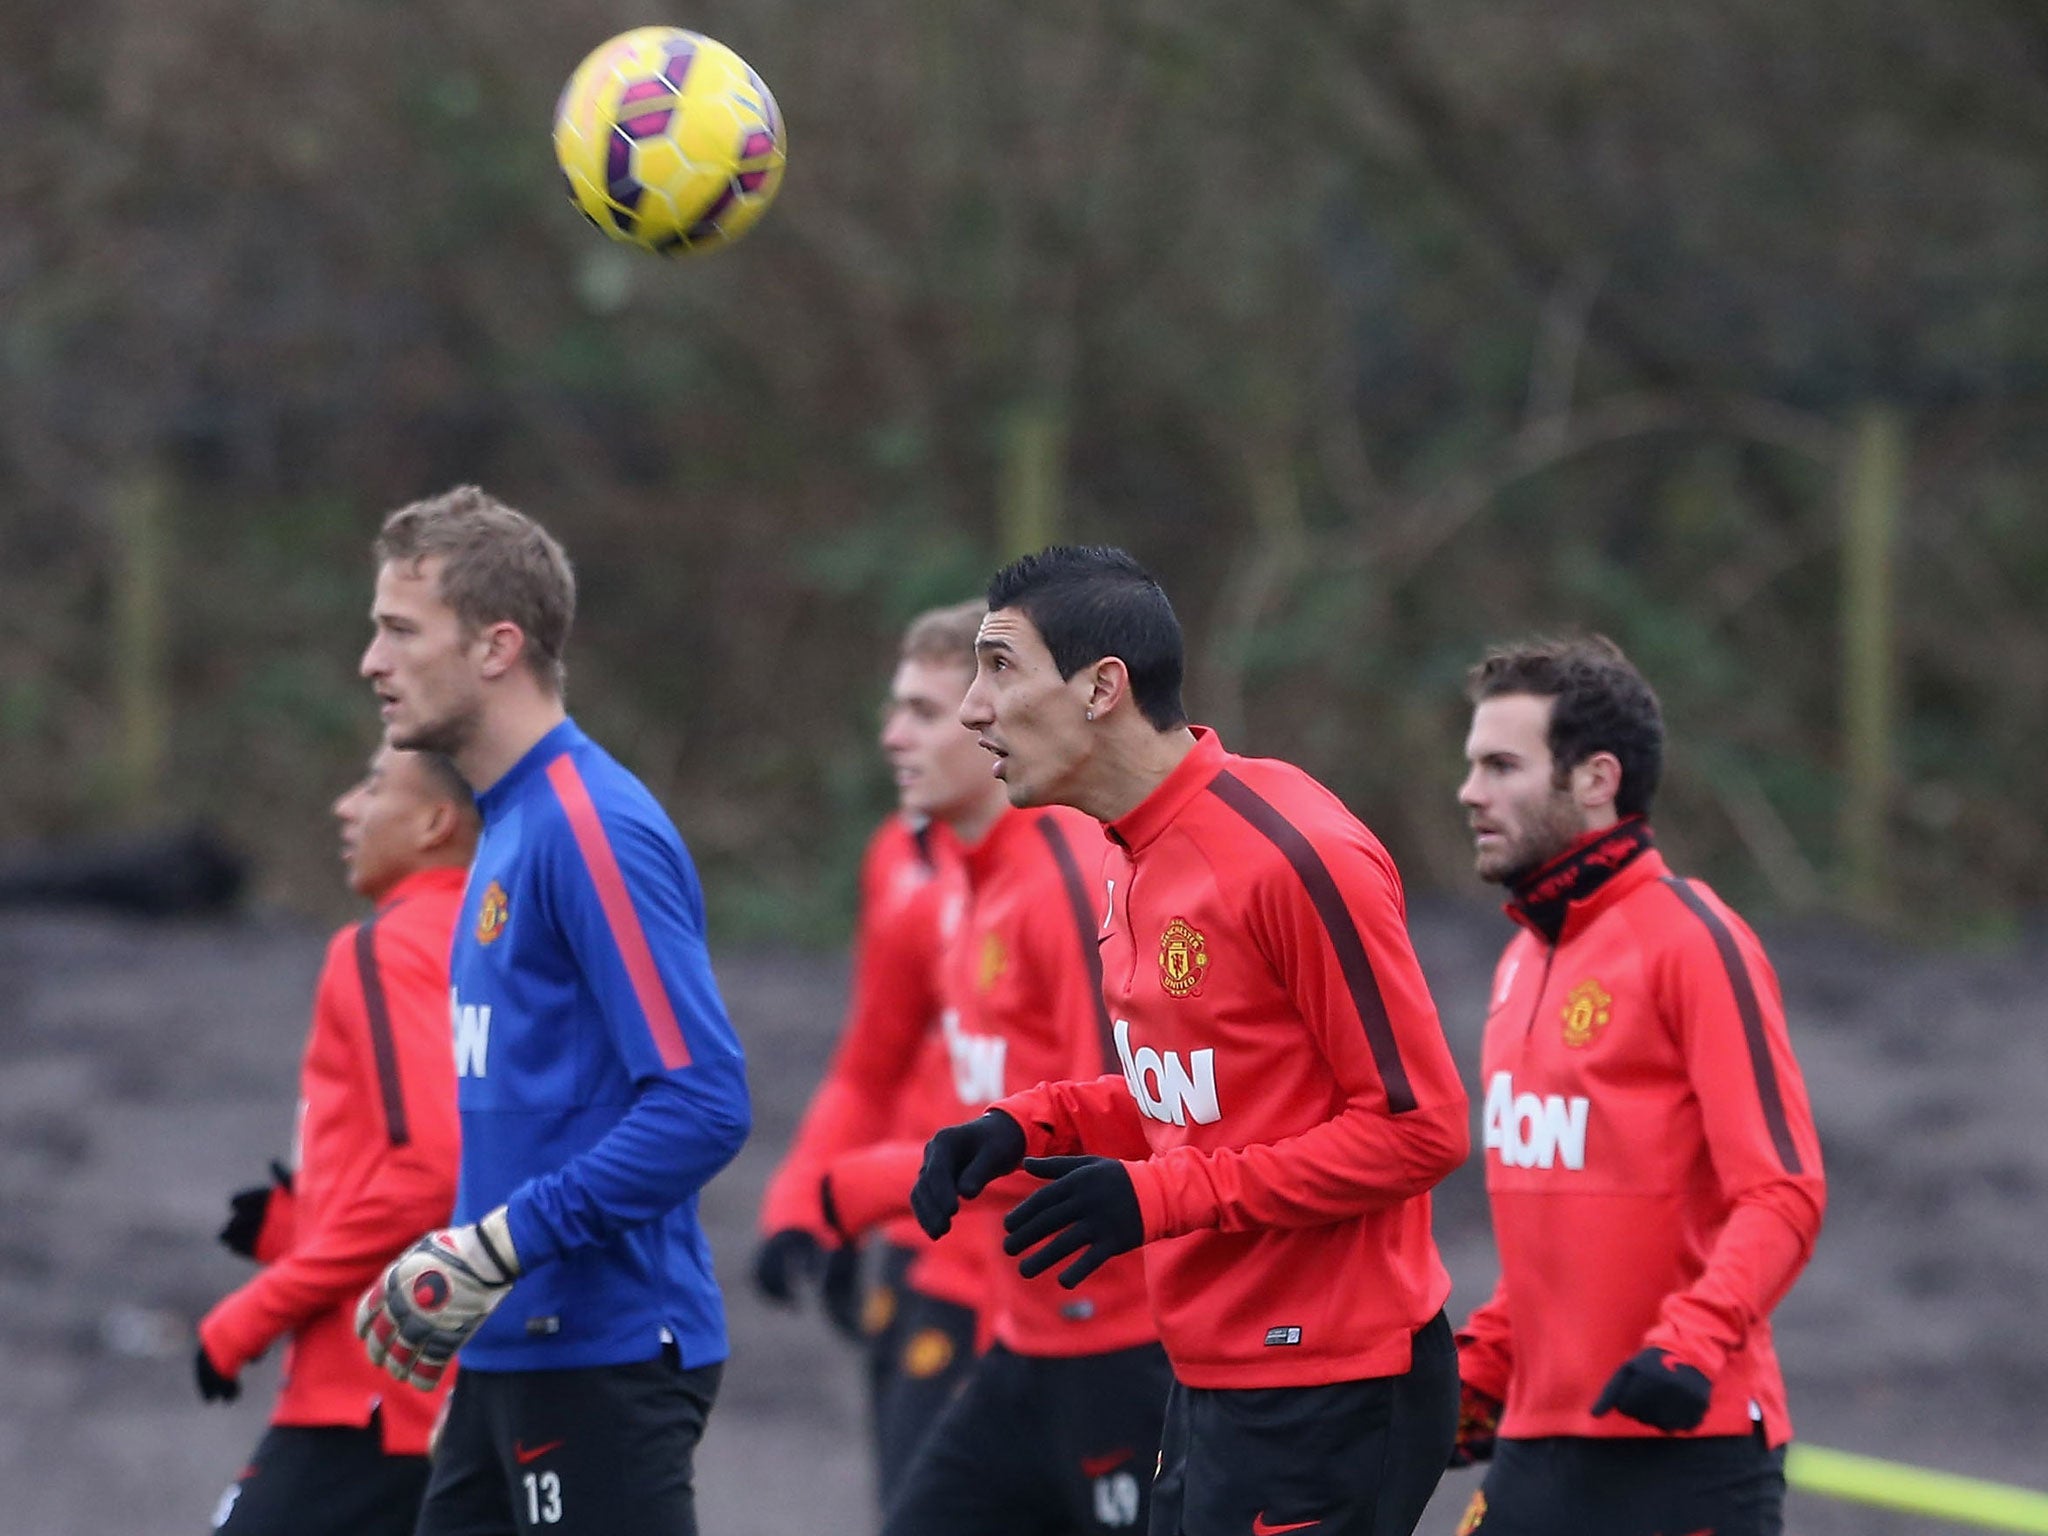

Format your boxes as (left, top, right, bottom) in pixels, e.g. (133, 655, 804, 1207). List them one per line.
(553, 28, 786, 257)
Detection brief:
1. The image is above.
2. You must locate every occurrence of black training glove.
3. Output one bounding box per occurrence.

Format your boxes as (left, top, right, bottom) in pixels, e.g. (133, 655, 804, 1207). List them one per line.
(194, 1342, 240, 1404)
(820, 1244, 866, 1340)
(752, 1228, 826, 1305)
(217, 1160, 293, 1260)
(1001, 1156, 1144, 1288)
(1447, 1380, 1504, 1467)
(1590, 1347, 1712, 1432)
(911, 1111, 1028, 1238)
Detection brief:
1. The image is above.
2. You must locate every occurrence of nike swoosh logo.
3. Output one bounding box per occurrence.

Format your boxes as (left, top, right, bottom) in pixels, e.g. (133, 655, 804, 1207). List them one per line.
(1080, 1450, 1131, 1478)
(1252, 1517, 1322, 1536)
(513, 1439, 564, 1465)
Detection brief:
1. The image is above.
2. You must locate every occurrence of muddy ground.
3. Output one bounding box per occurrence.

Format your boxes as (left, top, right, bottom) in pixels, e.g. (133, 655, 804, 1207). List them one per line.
(1, 896, 2042, 1535)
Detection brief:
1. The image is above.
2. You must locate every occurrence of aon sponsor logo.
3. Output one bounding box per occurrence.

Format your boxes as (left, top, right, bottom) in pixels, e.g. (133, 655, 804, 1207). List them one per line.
(1114, 1019, 1219, 1126)
(942, 1008, 1006, 1104)
(1483, 1071, 1588, 1170)
(453, 990, 492, 1078)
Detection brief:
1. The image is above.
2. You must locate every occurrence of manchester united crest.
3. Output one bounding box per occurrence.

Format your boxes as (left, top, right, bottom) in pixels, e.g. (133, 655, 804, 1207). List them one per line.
(862, 1282, 897, 1338)
(978, 931, 1007, 992)
(1158, 917, 1209, 998)
(1560, 977, 1612, 1048)
(476, 880, 509, 946)
(901, 1326, 956, 1379)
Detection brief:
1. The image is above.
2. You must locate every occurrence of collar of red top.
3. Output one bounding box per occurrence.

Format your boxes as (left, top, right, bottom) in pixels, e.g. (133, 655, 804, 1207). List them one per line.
(958, 803, 1035, 883)
(374, 862, 468, 912)
(1105, 726, 1228, 853)
(1504, 817, 1657, 944)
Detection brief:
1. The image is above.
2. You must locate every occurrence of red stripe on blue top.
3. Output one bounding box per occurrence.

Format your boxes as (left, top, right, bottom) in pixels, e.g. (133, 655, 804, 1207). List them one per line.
(544, 755, 693, 1071)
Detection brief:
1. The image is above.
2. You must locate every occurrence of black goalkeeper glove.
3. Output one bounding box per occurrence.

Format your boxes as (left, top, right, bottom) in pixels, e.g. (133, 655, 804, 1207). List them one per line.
(1001, 1156, 1143, 1288)
(751, 1228, 826, 1305)
(910, 1111, 1027, 1238)
(217, 1160, 293, 1260)
(1590, 1347, 1712, 1432)
(194, 1342, 240, 1404)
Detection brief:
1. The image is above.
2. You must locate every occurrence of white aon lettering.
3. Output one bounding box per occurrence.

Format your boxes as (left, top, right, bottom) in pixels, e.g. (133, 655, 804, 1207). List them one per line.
(1114, 1019, 1220, 1126)
(453, 990, 492, 1078)
(1483, 1070, 1589, 1170)
(941, 1008, 1007, 1104)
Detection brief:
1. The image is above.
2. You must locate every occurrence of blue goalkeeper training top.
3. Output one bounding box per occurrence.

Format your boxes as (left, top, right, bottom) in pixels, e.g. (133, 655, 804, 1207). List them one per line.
(449, 718, 751, 1371)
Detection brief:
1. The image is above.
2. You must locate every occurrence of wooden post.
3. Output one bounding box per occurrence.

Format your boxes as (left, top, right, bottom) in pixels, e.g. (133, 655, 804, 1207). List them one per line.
(1839, 405, 1903, 918)
(109, 469, 170, 819)
(997, 400, 1066, 559)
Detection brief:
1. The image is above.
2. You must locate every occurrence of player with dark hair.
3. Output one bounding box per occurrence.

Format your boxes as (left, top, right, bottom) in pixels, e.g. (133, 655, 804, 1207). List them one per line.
(1447, 634, 1826, 1536)
(914, 545, 1469, 1536)
(196, 745, 476, 1536)
(752, 600, 992, 1505)
(354, 486, 752, 1536)
(818, 595, 1170, 1536)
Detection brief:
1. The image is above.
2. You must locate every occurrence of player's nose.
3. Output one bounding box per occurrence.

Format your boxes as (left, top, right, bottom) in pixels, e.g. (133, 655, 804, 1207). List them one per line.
(958, 681, 992, 730)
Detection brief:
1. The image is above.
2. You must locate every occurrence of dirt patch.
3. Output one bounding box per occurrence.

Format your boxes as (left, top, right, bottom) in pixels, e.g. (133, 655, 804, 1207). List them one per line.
(2, 900, 2042, 1534)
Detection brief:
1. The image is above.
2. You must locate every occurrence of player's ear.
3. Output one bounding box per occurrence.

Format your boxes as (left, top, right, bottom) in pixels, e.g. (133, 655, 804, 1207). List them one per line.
(1572, 750, 1623, 812)
(475, 621, 527, 681)
(1083, 658, 1130, 721)
(414, 799, 457, 855)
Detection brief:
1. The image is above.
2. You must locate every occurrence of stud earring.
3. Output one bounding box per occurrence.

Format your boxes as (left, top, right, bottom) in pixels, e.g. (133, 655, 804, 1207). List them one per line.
(1085, 708, 1095, 721)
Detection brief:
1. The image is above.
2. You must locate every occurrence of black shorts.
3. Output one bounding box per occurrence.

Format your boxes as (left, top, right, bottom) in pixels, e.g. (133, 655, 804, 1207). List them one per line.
(211, 1418, 430, 1536)
(863, 1244, 981, 1505)
(1150, 1311, 1458, 1536)
(1459, 1428, 1787, 1536)
(414, 1347, 721, 1536)
(882, 1340, 1174, 1536)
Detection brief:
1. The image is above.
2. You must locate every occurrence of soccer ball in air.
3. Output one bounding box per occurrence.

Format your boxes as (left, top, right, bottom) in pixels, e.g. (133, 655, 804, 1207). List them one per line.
(553, 28, 786, 257)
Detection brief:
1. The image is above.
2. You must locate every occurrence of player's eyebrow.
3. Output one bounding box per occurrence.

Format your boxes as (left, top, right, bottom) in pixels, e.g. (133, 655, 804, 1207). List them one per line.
(974, 636, 1015, 656)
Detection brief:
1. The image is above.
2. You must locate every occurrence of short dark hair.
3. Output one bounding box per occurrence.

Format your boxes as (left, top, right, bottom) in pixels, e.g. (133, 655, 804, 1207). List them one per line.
(411, 750, 480, 823)
(1465, 635, 1664, 817)
(986, 547, 1188, 730)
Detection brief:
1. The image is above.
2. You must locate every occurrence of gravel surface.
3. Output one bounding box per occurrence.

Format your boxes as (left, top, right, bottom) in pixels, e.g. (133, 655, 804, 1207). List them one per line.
(2, 898, 2042, 1534)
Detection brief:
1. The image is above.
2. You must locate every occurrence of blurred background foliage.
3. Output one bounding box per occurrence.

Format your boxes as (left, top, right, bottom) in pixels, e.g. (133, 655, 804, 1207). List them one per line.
(1, 0, 2043, 939)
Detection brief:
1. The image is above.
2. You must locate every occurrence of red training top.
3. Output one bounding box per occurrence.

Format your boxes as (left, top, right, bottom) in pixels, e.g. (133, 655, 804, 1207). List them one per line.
(198, 865, 465, 1455)
(1454, 821, 1826, 1445)
(996, 729, 1469, 1388)
(756, 815, 988, 1309)
(828, 805, 1157, 1358)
